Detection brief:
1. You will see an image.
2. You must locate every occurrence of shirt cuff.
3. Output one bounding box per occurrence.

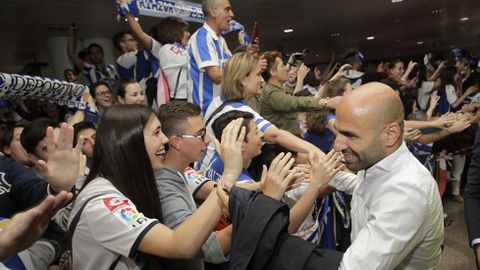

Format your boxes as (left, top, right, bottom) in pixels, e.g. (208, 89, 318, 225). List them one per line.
(471, 238, 480, 248)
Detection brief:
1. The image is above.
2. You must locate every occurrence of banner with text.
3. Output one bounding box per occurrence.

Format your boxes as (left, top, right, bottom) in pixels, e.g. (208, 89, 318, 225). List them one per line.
(0, 73, 95, 111)
(116, 0, 206, 23)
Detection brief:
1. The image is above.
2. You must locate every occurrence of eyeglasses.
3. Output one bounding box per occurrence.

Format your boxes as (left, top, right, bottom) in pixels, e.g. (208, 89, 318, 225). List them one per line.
(178, 129, 207, 141)
(96, 91, 111, 97)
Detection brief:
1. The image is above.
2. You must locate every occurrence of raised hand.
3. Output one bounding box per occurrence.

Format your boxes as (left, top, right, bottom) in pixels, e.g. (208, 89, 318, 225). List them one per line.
(246, 37, 260, 55)
(404, 128, 422, 142)
(0, 191, 73, 260)
(297, 63, 310, 82)
(257, 55, 267, 72)
(435, 113, 456, 128)
(260, 152, 297, 200)
(406, 61, 418, 72)
(213, 118, 246, 191)
(429, 94, 440, 110)
(309, 149, 344, 187)
(330, 64, 352, 81)
(33, 123, 85, 192)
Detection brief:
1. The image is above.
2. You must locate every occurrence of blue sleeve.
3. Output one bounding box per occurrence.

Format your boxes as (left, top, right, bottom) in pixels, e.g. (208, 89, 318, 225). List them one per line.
(117, 64, 134, 79)
(195, 30, 213, 63)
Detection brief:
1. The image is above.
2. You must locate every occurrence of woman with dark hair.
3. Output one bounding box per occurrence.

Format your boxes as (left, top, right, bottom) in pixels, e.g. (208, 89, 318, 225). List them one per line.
(115, 78, 146, 105)
(125, 10, 190, 101)
(70, 104, 242, 269)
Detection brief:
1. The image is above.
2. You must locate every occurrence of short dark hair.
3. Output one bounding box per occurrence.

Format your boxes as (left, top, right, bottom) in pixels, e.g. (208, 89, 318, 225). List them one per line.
(87, 43, 104, 54)
(114, 78, 138, 99)
(157, 17, 189, 44)
(90, 81, 111, 98)
(211, 110, 254, 143)
(321, 77, 350, 98)
(73, 121, 96, 146)
(157, 101, 201, 137)
(0, 123, 26, 153)
(63, 68, 76, 78)
(112, 31, 133, 52)
(260, 51, 282, 81)
(20, 118, 59, 155)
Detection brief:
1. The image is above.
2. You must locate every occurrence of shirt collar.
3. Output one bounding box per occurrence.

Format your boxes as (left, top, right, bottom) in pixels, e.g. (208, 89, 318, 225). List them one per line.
(366, 141, 409, 174)
(203, 23, 221, 41)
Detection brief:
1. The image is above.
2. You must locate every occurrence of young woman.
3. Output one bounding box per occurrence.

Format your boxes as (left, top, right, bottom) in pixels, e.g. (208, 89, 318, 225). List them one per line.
(69, 104, 242, 269)
(125, 12, 190, 101)
(115, 78, 146, 105)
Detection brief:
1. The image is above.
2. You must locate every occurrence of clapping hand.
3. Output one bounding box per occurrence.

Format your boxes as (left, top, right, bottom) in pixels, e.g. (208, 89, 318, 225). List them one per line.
(215, 118, 246, 191)
(0, 191, 73, 260)
(32, 123, 85, 193)
(260, 152, 299, 200)
(309, 149, 344, 187)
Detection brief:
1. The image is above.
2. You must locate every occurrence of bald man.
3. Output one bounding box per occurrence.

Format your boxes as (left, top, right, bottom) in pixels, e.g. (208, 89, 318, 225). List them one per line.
(224, 83, 443, 270)
(330, 82, 443, 269)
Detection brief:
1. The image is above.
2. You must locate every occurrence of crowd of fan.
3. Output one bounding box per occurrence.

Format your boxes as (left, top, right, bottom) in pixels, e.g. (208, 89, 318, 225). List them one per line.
(1, 0, 480, 269)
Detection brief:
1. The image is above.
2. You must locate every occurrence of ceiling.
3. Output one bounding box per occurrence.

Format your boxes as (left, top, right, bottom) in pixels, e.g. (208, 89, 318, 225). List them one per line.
(0, 0, 479, 75)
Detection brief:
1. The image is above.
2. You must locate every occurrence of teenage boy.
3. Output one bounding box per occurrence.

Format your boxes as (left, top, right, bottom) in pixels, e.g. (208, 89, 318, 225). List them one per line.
(156, 101, 230, 270)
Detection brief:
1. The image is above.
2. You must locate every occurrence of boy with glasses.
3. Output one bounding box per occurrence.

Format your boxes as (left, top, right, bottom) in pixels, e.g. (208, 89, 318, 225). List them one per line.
(155, 101, 230, 269)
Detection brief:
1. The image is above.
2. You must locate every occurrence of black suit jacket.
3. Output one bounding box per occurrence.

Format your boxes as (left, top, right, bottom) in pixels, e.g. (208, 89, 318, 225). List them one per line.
(465, 124, 480, 246)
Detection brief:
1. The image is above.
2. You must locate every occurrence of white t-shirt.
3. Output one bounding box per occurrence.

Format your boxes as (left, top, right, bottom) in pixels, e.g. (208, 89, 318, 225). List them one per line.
(417, 81, 434, 110)
(157, 43, 189, 100)
(69, 177, 158, 270)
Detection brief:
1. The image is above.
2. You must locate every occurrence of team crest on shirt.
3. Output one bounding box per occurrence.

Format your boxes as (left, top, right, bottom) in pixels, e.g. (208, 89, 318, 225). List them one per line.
(0, 173, 11, 195)
(104, 197, 149, 228)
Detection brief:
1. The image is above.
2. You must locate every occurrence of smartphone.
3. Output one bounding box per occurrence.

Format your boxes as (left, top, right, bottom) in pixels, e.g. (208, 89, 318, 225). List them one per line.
(251, 22, 259, 43)
(293, 53, 304, 67)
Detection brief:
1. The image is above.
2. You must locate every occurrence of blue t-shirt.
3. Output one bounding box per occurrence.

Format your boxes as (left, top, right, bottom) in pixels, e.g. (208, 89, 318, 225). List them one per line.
(205, 152, 254, 183)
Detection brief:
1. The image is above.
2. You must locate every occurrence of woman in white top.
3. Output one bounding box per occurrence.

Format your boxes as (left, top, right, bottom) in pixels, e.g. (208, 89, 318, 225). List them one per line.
(69, 104, 242, 269)
(125, 13, 190, 101)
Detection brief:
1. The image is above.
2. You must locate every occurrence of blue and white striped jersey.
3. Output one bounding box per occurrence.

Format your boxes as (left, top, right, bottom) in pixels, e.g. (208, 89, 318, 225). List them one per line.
(188, 23, 231, 115)
(197, 96, 274, 171)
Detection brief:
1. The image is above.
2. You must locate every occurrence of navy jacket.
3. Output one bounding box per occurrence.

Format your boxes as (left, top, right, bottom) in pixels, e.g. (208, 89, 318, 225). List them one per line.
(0, 156, 48, 218)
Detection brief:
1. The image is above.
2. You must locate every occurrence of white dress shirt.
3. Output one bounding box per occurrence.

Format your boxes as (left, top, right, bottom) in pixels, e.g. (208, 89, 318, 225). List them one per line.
(329, 142, 444, 270)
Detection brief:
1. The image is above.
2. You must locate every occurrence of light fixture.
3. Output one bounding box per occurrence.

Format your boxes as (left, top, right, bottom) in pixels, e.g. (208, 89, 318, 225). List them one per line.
(367, 36, 375, 40)
(391, 0, 403, 3)
(431, 9, 442, 15)
(330, 33, 340, 37)
(417, 41, 424, 45)
(460, 17, 469, 22)
(284, 29, 293, 33)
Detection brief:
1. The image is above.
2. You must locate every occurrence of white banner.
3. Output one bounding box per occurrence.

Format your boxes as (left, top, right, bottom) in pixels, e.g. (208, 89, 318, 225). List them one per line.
(0, 73, 95, 111)
(116, 0, 206, 23)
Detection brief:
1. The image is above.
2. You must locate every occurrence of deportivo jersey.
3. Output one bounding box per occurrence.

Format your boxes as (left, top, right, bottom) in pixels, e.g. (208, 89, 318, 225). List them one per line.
(198, 96, 274, 171)
(205, 152, 254, 184)
(188, 23, 232, 115)
(70, 177, 158, 270)
(116, 50, 154, 82)
(82, 63, 118, 87)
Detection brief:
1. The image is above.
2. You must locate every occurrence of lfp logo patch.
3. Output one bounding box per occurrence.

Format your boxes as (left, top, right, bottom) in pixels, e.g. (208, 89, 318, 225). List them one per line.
(120, 207, 139, 222)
